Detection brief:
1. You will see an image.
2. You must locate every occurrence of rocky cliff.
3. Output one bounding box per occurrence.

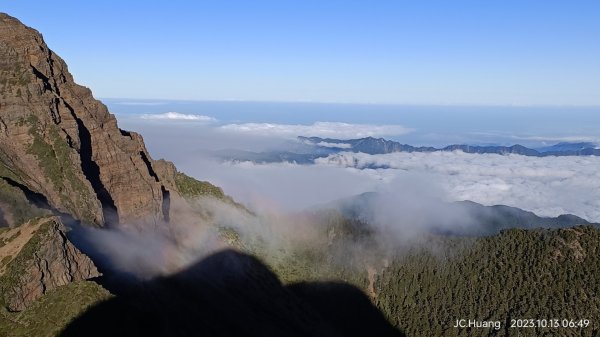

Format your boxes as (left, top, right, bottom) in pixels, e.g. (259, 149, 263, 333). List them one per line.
(0, 13, 183, 226)
(0, 217, 100, 311)
(0, 12, 236, 319)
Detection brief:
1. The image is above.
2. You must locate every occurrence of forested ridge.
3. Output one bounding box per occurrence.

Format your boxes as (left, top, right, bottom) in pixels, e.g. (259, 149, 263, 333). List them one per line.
(374, 226, 600, 337)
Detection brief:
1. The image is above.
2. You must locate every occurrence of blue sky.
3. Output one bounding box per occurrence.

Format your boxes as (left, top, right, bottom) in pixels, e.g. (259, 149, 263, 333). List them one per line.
(3, 1, 600, 105)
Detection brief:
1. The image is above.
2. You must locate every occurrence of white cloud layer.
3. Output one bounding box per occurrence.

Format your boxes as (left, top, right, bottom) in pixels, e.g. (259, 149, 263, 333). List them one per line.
(178, 159, 383, 214)
(218, 121, 412, 138)
(315, 151, 600, 222)
(141, 112, 217, 122)
(315, 141, 353, 149)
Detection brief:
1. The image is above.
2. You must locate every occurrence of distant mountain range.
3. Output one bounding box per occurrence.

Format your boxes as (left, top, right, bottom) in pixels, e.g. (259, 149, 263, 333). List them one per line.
(215, 136, 600, 164)
(299, 136, 600, 156)
(328, 192, 594, 236)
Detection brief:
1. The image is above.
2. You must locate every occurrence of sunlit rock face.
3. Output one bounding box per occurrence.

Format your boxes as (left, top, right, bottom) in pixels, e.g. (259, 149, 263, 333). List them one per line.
(0, 13, 182, 227)
(0, 217, 100, 311)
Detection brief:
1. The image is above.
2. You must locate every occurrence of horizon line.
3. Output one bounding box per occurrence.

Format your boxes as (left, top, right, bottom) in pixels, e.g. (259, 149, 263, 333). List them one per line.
(98, 97, 600, 109)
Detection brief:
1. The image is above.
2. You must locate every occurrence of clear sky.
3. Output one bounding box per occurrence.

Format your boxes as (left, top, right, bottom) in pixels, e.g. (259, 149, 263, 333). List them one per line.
(3, 1, 600, 105)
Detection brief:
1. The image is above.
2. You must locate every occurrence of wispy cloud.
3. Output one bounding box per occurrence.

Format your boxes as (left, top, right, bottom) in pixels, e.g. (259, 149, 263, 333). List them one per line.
(315, 141, 353, 149)
(141, 112, 217, 122)
(218, 121, 412, 138)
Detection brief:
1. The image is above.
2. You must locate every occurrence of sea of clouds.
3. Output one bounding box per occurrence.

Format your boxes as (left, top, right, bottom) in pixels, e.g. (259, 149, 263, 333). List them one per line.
(118, 113, 600, 223)
(172, 149, 600, 223)
(314, 151, 600, 222)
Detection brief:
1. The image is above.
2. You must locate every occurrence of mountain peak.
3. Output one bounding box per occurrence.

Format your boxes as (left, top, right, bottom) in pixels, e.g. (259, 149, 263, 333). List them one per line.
(0, 13, 184, 226)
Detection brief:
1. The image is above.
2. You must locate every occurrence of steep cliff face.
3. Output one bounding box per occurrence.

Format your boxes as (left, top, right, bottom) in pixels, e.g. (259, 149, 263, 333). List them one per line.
(0, 13, 178, 226)
(0, 217, 100, 311)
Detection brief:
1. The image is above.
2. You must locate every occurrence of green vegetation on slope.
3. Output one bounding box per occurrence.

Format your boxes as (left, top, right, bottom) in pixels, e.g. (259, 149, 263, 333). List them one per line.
(24, 115, 97, 223)
(0, 218, 49, 307)
(0, 156, 25, 184)
(243, 212, 600, 337)
(2, 217, 598, 337)
(174, 171, 248, 217)
(0, 281, 111, 337)
(174, 171, 228, 200)
(257, 210, 373, 287)
(0, 216, 110, 336)
(375, 226, 600, 337)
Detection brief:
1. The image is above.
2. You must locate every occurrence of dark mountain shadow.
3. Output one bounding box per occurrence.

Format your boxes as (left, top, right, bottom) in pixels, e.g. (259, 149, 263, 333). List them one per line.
(1, 176, 54, 210)
(0, 176, 80, 227)
(60, 249, 405, 337)
(288, 282, 402, 337)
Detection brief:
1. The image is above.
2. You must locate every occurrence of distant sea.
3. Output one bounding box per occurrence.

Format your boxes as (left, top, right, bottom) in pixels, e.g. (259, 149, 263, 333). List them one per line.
(103, 98, 600, 147)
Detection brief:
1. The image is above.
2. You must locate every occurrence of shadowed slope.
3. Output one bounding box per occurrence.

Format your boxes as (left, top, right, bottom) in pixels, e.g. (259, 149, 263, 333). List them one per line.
(60, 249, 404, 337)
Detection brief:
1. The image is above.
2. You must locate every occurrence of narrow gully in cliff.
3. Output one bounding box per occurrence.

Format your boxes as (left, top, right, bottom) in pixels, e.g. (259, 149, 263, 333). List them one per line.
(139, 151, 170, 222)
(30, 66, 52, 92)
(30, 63, 117, 225)
(63, 101, 119, 226)
(161, 186, 170, 222)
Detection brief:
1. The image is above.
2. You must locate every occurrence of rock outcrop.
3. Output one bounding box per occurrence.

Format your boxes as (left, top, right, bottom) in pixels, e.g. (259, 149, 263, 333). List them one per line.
(0, 217, 100, 311)
(0, 13, 180, 226)
(0, 11, 247, 318)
